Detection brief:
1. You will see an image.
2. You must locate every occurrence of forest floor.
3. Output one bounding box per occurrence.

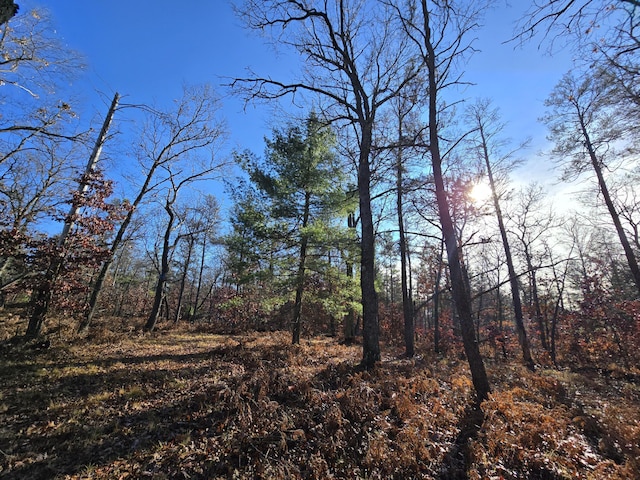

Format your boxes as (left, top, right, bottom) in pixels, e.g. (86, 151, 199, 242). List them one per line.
(1, 319, 639, 479)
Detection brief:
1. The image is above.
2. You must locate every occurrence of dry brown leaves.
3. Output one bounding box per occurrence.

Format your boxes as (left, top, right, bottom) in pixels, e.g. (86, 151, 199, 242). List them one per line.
(1, 327, 639, 479)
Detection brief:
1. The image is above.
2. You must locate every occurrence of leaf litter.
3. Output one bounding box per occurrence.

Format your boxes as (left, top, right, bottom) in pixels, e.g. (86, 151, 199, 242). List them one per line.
(1, 329, 639, 479)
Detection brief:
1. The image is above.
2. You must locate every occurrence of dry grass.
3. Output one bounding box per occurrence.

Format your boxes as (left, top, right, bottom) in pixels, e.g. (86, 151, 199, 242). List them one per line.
(1, 317, 639, 479)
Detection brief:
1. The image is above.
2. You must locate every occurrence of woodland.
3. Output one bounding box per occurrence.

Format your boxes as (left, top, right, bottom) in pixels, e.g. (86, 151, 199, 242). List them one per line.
(1, 1, 640, 479)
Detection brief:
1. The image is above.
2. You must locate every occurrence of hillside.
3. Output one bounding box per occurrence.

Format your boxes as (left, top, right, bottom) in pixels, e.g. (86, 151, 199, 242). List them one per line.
(1, 326, 639, 479)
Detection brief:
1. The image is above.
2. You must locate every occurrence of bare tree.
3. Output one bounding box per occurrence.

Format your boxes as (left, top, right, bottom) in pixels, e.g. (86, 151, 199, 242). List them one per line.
(612, 171, 640, 252)
(517, 1, 640, 43)
(233, 0, 421, 367)
(24, 93, 119, 339)
(544, 232, 574, 365)
(0, 8, 84, 156)
(189, 195, 221, 321)
(78, 85, 227, 333)
(466, 99, 535, 369)
(386, 88, 426, 358)
(395, 0, 493, 402)
(508, 183, 559, 352)
(144, 165, 220, 333)
(0, 6, 85, 243)
(517, 1, 640, 119)
(0, 8, 88, 306)
(543, 71, 640, 297)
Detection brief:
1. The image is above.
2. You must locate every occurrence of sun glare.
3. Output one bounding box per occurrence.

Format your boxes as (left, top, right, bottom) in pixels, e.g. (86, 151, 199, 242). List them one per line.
(470, 180, 493, 204)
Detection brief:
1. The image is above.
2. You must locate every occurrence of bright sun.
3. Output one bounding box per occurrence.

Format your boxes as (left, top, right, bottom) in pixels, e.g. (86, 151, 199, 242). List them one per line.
(469, 180, 493, 204)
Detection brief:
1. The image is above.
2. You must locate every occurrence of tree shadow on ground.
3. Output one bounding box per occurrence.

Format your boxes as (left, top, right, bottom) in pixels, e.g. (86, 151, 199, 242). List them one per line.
(0, 344, 245, 479)
(438, 404, 484, 480)
(0, 335, 318, 479)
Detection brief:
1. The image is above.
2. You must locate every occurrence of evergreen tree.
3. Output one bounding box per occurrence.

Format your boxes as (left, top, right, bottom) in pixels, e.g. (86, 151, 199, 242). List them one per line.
(226, 113, 358, 343)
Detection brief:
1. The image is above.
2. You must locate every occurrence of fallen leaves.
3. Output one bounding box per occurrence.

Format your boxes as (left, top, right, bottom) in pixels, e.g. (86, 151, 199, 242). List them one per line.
(0, 329, 639, 479)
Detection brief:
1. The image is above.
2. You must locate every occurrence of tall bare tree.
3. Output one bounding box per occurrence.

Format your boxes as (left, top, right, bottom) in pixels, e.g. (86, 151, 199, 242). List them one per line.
(509, 183, 559, 352)
(0, 8, 84, 160)
(173, 194, 220, 323)
(466, 99, 535, 369)
(518, 1, 640, 121)
(79, 85, 226, 333)
(544, 71, 640, 297)
(233, 0, 421, 367)
(24, 94, 119, 339)
(144, 164, 220, 333)
(387, 89, 424, 358)
(395, 0, 493, 402)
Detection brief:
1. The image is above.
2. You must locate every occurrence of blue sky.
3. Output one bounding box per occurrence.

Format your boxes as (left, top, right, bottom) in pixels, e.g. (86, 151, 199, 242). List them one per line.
(24, 1, 575, 194)
(34, 0, 289, 152)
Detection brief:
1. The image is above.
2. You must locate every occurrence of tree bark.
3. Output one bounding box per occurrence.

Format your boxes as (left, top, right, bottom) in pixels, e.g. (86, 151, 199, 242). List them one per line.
(292, 191, 311, 345)
(580, 119, 640, 297)
(359, 122, 381, 368)
(174, 237, 194, 324)
(144, 198, 175, 332)
(28, 93, 119, 339)
(192, 236, 208, 320)
(422, 0, 490, 401)
(25, 256, 61, 339)
(397, 111, 415, 358)
(523, 245, 548, 350)
(343, 213, 357, 344)
(433, 239, 444, 354)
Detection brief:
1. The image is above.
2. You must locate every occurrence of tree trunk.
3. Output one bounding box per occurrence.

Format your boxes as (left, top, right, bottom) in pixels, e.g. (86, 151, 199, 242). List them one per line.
(475, 278, 484, 344)
(28, 93, 119, 338)
(343, 212, 357, 344)
(25, 256, 62, 339)
(422, 2, 490, 401)
(292, 191, 311, 345)
(144, 200, 175, 332)
(434, 238, 444, 354)
(79, 101, 170, 333)
(523, 246, 548, 350)
(480, 126, 535, 370)
(581, 119, 640, 297)
(397, 116, 415, 358)
(497, 283, 507, 360)
(359, 123, 381, 368)
(434, 175, 491, 402)
(174, 237, 194, 324)
(192, 236, 208, 320)
(549, 245, 570, 365)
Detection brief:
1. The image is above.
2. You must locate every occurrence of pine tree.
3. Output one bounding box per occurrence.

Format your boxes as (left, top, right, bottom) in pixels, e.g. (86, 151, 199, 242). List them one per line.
(226, 113, 358, 343)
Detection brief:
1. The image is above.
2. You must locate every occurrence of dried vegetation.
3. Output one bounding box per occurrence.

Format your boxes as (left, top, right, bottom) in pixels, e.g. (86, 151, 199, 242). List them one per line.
(1, 318, 639, 479)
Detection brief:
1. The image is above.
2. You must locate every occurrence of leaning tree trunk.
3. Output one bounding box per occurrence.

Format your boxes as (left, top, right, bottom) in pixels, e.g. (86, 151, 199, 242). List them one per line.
(581, 120, 640, 297)
(144, 199, 175, 332)
(423, 6, 490, 401)
(433, 168, 491, 402)
(28, 93, 119, 339)
(480, 127, 535, 370)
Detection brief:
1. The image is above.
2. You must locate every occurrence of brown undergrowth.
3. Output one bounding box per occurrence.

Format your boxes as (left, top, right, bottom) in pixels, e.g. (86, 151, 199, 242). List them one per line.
(1, 322, 639, 479)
